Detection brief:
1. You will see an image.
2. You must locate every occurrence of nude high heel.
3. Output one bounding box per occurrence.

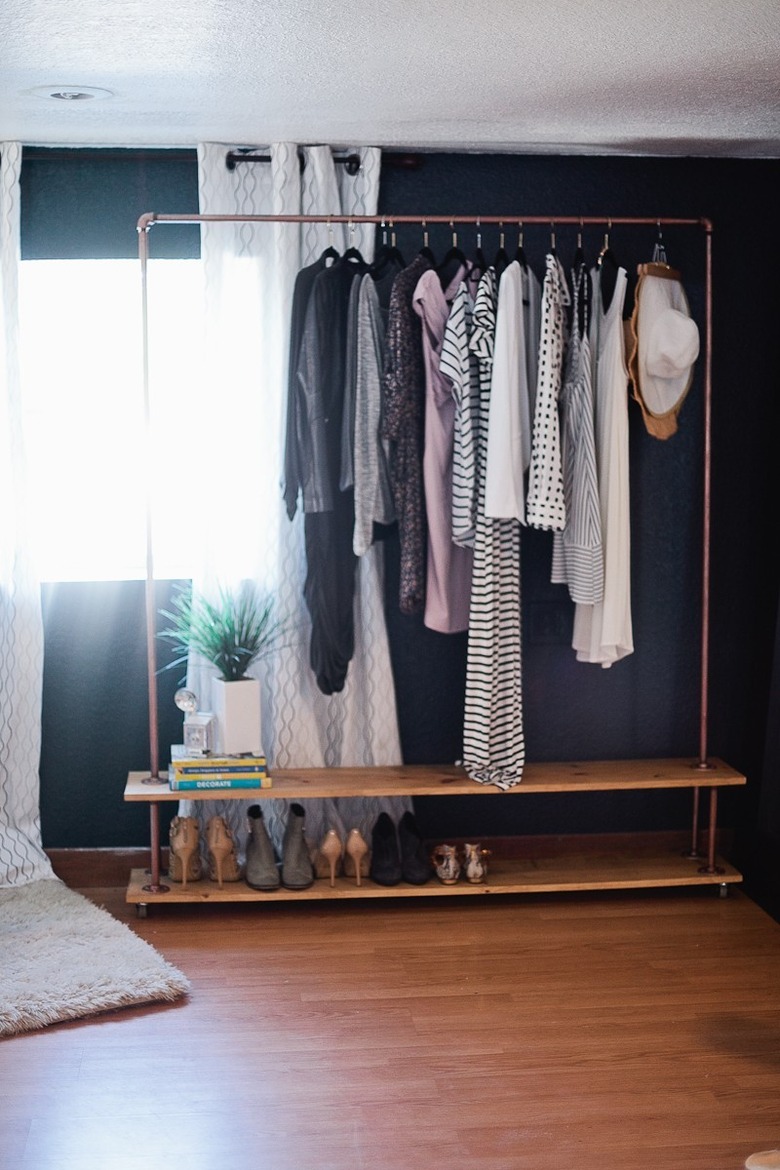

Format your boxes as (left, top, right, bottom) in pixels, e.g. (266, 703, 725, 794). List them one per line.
(206, 815, 241, 888)
(343, 828, 370, 887)
(313, 829, 343, 887)
(168, 815, 201, 889)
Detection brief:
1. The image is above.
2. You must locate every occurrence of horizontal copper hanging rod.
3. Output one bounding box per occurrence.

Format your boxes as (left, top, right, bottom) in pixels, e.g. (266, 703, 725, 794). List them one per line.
(138, 212, 711, 233)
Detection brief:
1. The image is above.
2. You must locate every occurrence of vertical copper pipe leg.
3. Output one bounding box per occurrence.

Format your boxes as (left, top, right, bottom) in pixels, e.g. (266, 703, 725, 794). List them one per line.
(143, 801, 170, 892)
(698, 787, 725, 875)
(683, 787, 703, 858)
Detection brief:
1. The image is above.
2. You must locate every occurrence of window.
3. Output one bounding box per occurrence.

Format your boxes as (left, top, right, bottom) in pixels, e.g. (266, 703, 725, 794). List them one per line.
(19, 257, 208, 581)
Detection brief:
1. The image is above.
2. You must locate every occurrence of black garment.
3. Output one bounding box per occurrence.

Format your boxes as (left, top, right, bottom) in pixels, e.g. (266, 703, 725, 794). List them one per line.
(295, 256, 367, 694)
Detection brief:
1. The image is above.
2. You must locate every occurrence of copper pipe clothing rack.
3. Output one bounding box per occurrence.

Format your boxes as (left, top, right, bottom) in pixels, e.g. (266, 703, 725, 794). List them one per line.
(136, 211, 715, 891)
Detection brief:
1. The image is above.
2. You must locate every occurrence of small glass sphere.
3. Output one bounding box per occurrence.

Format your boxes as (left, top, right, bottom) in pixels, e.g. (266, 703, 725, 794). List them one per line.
(173, 688, 198, 714)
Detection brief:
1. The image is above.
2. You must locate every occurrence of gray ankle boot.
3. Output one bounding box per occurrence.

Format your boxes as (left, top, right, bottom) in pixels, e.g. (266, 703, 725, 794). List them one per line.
(281, 802, 315, 890)
(245, 805, 280, 890)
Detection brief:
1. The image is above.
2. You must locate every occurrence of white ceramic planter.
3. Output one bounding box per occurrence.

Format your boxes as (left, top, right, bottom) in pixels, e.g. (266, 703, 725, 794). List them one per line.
(210, 677, 262, 756)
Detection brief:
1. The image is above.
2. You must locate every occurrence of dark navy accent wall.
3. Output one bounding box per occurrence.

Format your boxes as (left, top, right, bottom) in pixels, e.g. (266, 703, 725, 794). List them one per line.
(30, 150, 780, 911)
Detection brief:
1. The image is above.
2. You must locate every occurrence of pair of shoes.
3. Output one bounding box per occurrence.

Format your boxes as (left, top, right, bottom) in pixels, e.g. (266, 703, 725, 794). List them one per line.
(168, 814, 241, 889)
(247, 802, 314, 890)
(168, 815, 202, 888)
(369, 811, 434, 886)
(431, 842, 491, 885)
(311, 828, 370, 887)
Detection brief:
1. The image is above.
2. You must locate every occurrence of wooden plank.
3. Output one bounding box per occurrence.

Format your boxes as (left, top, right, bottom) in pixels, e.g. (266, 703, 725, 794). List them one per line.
(125, 853, 742, 906)
(124, 756, 746, 802)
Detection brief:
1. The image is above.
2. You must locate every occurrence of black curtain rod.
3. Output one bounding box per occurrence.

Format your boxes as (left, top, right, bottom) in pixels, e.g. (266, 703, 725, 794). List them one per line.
(225, 149, 423, 174)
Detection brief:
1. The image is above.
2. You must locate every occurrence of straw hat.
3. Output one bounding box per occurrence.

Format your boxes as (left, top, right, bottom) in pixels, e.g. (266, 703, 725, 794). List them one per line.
(627, 261, 700, 439)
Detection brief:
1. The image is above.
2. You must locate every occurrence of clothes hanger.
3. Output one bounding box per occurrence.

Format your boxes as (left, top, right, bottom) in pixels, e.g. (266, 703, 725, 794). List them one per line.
(470, 219, 489, 280)
(514, 221, 528, 271)
(320, 217, 339, 265)
(436, 221, 470, 288)
(549, 221, 558, 258)
(371, 218, 406, 276)
(340, 219, 367, 267)
(597, 219, 619, 311)
(572, 218, 586, 270)
(493, 222, 510, 277)
(418, 219, 436, 264)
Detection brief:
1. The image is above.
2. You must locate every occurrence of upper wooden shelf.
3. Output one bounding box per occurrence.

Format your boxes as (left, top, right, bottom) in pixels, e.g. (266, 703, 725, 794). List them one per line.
(124, 757, 745, 802)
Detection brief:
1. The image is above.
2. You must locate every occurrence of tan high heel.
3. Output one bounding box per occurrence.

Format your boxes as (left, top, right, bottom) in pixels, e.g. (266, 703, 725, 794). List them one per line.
(168, 815, 201, 889)
(313, 829, 343, 887)
(343, 828, 370, 887)
(206, 816, 241, 888)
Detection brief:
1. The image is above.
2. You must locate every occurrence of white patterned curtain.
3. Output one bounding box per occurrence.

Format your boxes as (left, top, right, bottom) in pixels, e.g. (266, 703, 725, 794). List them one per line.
(0, 142, 53, 887)
(181, 143, 408, 859)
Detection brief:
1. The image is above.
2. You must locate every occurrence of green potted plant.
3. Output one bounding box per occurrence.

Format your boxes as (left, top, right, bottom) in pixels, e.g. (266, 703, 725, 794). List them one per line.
(158, 582, 285, 755)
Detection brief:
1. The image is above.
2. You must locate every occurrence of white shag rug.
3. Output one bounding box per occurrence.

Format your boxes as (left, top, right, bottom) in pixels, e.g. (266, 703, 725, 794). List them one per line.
(0, 878, 190, 1037)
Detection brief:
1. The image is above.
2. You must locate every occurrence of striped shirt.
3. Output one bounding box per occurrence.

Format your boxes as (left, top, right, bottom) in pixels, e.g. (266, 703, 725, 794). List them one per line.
(551, 261, 604, 604)
(440, 281, 480, 547)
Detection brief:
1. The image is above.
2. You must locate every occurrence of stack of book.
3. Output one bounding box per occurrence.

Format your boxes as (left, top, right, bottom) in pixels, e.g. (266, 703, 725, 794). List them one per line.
(168, 754, 271, 791)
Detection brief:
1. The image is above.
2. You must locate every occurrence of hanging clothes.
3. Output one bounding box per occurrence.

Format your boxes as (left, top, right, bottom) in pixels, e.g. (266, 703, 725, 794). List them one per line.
(283, 250, 337, 520)
(525, 252, 570, 531)
(381, 252, 432, 615)
(551, 260, 604, 605)
(295, 255, 367, 693)
(413, 266, 473, 634)
(572, 263, 634, 668)
(351, 272, 397, 556)
(440, 280, 480, 548)
(462, 268, 525, 789)
(483, 260, 541, 523)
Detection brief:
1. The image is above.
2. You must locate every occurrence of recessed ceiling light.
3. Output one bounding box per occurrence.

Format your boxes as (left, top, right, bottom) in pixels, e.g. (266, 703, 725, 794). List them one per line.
(29, 86, 113, 102)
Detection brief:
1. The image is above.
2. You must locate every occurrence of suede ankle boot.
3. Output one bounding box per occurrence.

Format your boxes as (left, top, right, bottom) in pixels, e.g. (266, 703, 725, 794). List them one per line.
(245, 805, 280, 891)
(369, 812, 402, 886)
(398, 810, 433, 884)
(281, 802, 315, 890)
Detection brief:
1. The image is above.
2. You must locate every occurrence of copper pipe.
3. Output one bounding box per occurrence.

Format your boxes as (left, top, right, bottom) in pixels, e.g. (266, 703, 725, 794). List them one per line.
(697, 222, 714, 770)
(699, 787, 724, 875)
(142, 802, 169, 893)
(137, 212, 707, 232)
(138, 223, 162, 785)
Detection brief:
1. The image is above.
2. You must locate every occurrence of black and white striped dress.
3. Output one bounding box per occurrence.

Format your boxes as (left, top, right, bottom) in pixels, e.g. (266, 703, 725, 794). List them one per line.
(462, 268, 525, 789)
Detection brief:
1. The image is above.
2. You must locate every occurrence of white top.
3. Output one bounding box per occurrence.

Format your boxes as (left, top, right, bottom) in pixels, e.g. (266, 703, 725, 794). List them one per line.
(484, 261, 541, 522)
(572, 265, 634, 668)
(526, 252, 570, 531)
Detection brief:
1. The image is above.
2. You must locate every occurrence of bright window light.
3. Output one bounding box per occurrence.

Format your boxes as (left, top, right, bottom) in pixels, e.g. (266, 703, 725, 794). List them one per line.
(18, 259, 223, 582)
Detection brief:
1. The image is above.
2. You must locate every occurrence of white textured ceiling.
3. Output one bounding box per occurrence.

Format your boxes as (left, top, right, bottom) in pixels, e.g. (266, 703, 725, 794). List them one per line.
(1, 0, 779, 155)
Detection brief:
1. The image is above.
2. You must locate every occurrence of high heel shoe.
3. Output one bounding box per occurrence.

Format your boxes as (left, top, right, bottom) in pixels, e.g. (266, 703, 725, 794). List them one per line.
(168, 815, 201, 888)
(206, 815, 241, 888)
(313, 829, 343, 887)
(342, 828, 370, 887)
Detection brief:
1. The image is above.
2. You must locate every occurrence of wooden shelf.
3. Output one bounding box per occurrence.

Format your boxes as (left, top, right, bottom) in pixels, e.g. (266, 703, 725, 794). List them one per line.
(124, 756, 745, 802)
(124, 758, 745, 913)
(126, 849, 742, 908)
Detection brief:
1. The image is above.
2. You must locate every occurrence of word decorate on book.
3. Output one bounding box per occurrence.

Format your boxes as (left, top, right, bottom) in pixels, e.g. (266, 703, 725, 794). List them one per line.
(168, 753, 270, 791)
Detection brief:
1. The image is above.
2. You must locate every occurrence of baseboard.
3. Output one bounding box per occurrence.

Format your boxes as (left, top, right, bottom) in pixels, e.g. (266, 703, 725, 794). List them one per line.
(46, 848, 152, 888)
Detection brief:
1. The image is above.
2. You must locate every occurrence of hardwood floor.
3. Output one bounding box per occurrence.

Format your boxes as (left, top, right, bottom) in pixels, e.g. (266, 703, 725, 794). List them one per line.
(1, 885, 779, 1170)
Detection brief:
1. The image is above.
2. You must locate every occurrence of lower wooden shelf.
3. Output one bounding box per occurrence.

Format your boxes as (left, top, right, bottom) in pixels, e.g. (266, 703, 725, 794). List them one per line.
(126, 849, 742, 910)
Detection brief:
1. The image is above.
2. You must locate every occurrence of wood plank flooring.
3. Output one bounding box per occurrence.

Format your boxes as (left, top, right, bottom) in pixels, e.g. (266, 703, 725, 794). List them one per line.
(1, 885, 779, 1170)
